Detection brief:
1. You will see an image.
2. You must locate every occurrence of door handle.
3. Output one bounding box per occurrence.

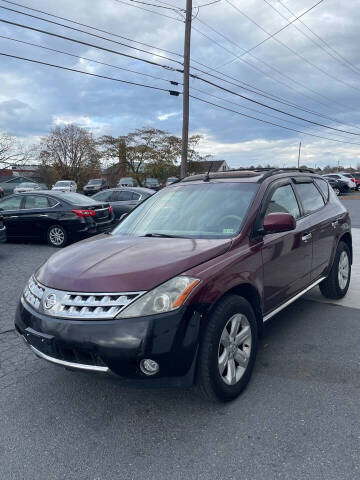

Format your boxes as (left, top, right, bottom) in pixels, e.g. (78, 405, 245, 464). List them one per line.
(302, 233, 312, 243)
(331, 220, 339, 229)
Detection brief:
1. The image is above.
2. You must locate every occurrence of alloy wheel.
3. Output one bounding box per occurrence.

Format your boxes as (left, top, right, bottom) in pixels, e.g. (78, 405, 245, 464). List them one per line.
(218, 314, 252, 386)
(49, 227, 65, 246)
(338, 250, 350, 290)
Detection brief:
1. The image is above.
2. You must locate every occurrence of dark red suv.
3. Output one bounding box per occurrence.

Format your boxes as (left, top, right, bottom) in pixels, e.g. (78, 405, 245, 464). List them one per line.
(15, 169, 352, 402)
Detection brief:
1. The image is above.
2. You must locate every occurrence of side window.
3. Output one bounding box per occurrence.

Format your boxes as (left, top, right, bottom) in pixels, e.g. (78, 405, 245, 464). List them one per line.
(132, 193, 141, 201)
(295, 182, 325, 214)
(93, 191, 112, 202)
(112, 191, 133, 201)
(265, 184, 301, 219)
(314, 178, 329, 201)
(48, 197, 59, 207)
(0, 195, 23, 210)
(24, 195, 49, 209)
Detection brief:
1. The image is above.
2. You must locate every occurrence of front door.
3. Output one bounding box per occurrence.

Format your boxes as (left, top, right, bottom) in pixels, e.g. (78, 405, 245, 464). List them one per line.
(0, 195, 24, 236)
(259, 181, 313, 314)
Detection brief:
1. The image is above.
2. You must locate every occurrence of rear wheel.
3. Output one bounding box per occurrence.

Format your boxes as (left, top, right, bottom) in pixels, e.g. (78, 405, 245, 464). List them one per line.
(197, 295, 258, 402)
(47, 225, 67, 248)
(320, 241, 351, 299)
(333, 187, 340, 196)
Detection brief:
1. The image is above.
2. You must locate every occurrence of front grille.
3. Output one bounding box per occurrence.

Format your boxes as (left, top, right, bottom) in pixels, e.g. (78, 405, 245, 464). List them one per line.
(22, 276, 145, 320)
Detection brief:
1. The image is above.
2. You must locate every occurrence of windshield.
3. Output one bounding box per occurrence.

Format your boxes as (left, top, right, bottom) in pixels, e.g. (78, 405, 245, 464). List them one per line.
(145, 179, 158, 184)
(55, 181, 71, 187)
(112, 182, 258, 239)
(88, 179, 102, 185)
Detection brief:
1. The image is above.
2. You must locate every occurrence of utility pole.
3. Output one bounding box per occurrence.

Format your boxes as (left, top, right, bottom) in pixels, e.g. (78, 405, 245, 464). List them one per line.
(297, 141, 302, 168)
(181, 0, 193, 179)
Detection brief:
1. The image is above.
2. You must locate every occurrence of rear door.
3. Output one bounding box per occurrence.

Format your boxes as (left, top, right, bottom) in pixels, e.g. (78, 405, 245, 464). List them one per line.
(21, 194, 53, 237)
(294, 178, 335, 281)
(259, 180, 313, 314)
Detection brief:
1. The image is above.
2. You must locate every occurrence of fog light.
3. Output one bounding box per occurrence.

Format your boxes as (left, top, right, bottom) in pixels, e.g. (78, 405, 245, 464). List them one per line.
(140, 359, 159, 376)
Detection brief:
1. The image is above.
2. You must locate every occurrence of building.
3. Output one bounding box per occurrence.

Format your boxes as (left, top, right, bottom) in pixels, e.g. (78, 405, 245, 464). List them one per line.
(189, 160, 229, 175)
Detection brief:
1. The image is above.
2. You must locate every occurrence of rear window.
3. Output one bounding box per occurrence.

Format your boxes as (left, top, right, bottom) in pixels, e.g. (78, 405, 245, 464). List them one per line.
(24, 195, 49, 209)
(57, 193, 100, 205)
(55, 181, 71, 187)
(314, 178, 329, 201)
(295, 182, 325, 214)
(112, 190, 133, 201)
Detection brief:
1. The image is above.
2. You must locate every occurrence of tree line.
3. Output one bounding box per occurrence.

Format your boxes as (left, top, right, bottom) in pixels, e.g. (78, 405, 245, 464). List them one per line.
(1, 124, 211, 188)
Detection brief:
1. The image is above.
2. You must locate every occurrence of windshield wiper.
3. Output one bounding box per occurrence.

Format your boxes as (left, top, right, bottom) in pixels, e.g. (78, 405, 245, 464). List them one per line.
(142, 233, 188, 238)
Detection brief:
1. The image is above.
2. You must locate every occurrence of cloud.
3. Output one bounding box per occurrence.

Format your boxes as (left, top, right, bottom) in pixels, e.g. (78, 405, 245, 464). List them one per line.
(0, 0, 359, 166)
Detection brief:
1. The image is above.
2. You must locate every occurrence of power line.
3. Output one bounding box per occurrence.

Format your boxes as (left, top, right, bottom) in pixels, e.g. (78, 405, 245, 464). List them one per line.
(0, 18, 183, 73)
(190, 95, 360, 146)
(191, 74, 360, 137)
(112, 0, 183, 21)
(190, 85, 358, 141)
(195, 0, 222, 7)
(0, 5, 183, 65)
(192, 20, 349, 114)
(0, 34, 180, 85)
(0, 51, 181, 94)
(125, 0, 181, 13)
(224, 0, 360, 94)
(274, 0, 360, 77)
(0, 0, 183, 59)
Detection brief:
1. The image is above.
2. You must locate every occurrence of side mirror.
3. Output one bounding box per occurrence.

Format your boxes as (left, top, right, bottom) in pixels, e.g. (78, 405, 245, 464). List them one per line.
(263, 213, 296, 234)
(119, 213, 128, 222)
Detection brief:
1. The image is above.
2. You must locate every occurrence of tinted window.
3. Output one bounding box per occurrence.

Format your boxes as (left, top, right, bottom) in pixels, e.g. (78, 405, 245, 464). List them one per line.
(0, 195, 22, 210)
(92, 191, 112, 201)
(56, 193, 99, 205)
(265, 184, 300, 219)
(48, 197, 59, 207)
(132, 193, 141, 201)
(326, 175, 339, 179)
(112, 191, 133, 201)
(296, 182, 325, 214)
(113, 183, 258, 239)
(314, 178, 329, 201)
(24, 195, 49, 209)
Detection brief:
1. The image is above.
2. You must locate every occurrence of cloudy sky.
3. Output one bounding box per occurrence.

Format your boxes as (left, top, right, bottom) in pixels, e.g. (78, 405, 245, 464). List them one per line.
(0, 0, 360, 168)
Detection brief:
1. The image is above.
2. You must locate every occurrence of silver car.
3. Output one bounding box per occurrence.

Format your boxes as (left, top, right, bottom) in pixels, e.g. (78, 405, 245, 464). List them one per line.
(52, 180, 77, 193)
(13, 182, 42, 194)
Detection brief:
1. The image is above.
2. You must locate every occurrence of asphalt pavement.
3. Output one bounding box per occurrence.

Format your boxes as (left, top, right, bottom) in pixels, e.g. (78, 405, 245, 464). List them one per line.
(1, 199, 359, 480)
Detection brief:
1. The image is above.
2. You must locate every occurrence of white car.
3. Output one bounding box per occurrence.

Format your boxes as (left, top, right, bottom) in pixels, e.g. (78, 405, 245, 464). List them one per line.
(323, 173, 356, 190)
(13, 182, 42, 194)
(52, 180, 77, 193)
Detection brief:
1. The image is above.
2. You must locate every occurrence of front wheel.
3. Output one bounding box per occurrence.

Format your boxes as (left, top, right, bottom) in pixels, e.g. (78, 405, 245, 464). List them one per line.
(320, 241, 351, 299)
(197, 295, 258, 402)
(47, 225, 68, 248)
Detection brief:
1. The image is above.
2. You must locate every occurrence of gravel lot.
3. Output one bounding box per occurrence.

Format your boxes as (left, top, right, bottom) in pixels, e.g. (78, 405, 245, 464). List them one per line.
(1, 200, 359, 480)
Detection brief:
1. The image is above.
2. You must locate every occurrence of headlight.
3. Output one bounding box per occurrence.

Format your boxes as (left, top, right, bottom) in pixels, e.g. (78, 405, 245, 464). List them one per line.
(116, 276, 200, 318)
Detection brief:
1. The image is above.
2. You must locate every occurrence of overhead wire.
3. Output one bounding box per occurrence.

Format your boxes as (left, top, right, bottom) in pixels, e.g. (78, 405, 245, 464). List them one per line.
(0, 51, 181, 94)
(0, 0, 183, 59)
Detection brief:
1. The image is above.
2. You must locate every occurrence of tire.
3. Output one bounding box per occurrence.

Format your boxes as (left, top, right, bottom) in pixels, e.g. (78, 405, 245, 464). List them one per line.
(319, 241, 351, 299)
(197, 295, 258, 402)
(333, 187, 340, 196)
(357, 185, 360, 192)
(47, 225, 68, 248)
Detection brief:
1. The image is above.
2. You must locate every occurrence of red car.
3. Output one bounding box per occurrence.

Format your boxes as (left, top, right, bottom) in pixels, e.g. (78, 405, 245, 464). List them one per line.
(16, 168, 352, 402)
(351, 172, 360, 191)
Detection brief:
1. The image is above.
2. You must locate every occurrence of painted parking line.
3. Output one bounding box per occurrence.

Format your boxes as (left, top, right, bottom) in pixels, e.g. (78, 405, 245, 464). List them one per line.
(304, 228, 360, 310)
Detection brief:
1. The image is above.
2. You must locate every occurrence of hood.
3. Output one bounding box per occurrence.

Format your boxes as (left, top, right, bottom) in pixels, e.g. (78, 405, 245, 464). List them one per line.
(36, 235, 231, 292)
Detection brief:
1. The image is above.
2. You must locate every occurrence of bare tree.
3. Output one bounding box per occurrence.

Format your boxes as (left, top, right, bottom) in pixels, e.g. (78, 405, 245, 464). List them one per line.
(39, 124, 101, 187)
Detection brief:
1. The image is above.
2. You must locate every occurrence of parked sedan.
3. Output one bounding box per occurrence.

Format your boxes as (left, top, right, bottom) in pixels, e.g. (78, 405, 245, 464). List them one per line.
(323, 173, 356, 190)
(143, 178, 161, 191)
(14, 182, 42, 194)
(0, 213, 6, 243)
(92, 187, 155, 220)
(52, 180, 77, 193)
(83, 178, 108, 196)
(325, 177, 349, 196)
(0, 192, 114, 247)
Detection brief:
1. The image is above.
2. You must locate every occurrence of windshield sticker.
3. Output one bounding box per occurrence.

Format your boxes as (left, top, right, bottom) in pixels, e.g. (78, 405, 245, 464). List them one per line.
(223, 228, 234, 234)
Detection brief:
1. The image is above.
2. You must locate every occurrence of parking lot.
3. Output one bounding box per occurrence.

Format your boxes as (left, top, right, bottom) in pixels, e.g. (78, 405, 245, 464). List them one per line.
(1, 199, 359, 480)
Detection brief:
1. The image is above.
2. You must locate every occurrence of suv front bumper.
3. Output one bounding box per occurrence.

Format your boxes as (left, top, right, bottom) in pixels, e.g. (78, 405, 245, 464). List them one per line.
(15, 299, 201, 386)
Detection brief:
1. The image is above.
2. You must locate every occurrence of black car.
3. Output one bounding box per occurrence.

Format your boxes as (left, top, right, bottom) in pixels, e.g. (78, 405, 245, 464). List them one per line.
(0, 192, 115, 247)
(0, 213, 6, 243)
(92, 187, 155, 220)
(323, 177, 349, 196)
(143, 178, 161, 191)
(83, 178, 108, 196)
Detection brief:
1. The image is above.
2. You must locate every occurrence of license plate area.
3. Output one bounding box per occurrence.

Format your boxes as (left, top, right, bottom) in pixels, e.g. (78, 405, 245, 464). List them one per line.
(24, 327, 54, 356)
